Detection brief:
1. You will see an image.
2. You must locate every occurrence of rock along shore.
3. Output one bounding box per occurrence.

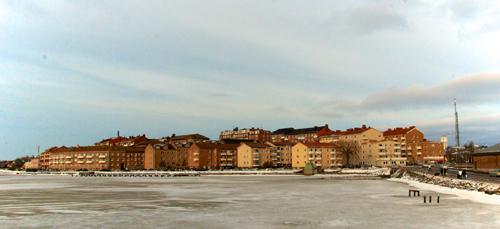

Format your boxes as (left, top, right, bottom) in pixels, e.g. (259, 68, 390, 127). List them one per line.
(391, 168, 500, 195)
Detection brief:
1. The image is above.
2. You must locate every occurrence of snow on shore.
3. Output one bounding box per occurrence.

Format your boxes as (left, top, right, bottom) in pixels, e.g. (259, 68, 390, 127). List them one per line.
(390, 168, 500, 205)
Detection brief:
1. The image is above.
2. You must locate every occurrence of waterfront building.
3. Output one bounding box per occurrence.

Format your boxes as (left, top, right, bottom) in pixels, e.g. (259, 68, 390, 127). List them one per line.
(237, 142, 276, 168)
(360, 140, 406, 167)
(219, 127, 272, 143)
(383, 126, 443, 165)
(48, 145, 145, 171)
(188, 143, 239, 169)
(291, 143, 338, 168)
(144, 143, 177, 170)
(266, 142, 295, 167)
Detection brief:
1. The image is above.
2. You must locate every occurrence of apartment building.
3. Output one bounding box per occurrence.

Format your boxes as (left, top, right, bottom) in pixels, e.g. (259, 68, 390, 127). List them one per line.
(409, 140, 444, 164)
(271, 125, 331, 143)
(144, 143, 178, 170)
(237, 143, 276, 168)
(359, 140, 407, 167)
(319, 132, 341, 143)
(219, 127, 272, 143)
(266, 142, 295, 167)
(338, 125, 384, 144)
(48, 145, 145, 171)
(187, 143, 239, 169)
(40, 146, 65, 170)
(382, 126, 443, 164)
(291, 143, 338, 168)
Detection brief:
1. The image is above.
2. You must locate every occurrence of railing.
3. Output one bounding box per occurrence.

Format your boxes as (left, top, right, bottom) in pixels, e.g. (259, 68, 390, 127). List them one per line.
(99, 161, 106, 163)
(315, 157, 321, 160)
(308, 151, 314, 154)
(194, 158, 199, 161)
(315, 152, 321, 155)
(309, 158, 314, 160)
(194, 152, 199, 155)
(99, 155, 106, 158)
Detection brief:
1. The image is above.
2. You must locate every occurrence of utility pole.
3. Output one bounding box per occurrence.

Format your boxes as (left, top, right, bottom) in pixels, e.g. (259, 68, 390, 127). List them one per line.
(454, 98, 460, 147)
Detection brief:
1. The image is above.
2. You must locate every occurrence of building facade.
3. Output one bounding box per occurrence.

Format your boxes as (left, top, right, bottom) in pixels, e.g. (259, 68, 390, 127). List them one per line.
(220, 127, 272, 143)
(291, 143, 338, 168)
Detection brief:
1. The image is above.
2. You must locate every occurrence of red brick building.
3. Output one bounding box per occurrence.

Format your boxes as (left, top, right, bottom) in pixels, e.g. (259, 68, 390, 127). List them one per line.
(219, 127, 272, 143)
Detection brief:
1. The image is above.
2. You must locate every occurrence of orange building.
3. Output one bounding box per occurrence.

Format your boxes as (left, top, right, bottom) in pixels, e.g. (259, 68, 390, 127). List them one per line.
(188, 143, 239, 169)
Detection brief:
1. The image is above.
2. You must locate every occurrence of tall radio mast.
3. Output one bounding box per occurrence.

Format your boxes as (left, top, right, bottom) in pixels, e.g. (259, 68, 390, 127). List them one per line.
(454, 98, 460, 147)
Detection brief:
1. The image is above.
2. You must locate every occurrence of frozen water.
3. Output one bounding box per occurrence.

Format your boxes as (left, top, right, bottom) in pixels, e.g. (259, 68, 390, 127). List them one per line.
(0, 174, 499, 228)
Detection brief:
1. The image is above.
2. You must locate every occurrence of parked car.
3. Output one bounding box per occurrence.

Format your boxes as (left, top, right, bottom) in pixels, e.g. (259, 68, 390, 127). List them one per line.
(422, 164, 429, 168)
(490, 169, 500, 177)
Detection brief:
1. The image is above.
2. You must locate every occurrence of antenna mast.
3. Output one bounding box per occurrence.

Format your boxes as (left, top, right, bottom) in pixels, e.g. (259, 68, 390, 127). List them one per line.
(454, 98, 460, 147)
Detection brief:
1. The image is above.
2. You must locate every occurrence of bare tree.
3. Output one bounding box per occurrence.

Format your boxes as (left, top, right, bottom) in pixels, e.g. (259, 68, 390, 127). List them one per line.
(464, 141, 476, 164)
(335, 140, 361, 167)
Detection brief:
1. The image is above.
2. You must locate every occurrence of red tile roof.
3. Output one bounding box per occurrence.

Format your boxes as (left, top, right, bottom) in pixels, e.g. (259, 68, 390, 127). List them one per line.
(301, 142, 338, 148)
(383, 126, 416, 136)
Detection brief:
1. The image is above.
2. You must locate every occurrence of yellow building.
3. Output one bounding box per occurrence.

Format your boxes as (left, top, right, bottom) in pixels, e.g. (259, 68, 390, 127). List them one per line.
(337, 125, 383, 166)
(360, 140, 407, 167)
(291, 143, 338, 168)
(237, 143, 275, 168)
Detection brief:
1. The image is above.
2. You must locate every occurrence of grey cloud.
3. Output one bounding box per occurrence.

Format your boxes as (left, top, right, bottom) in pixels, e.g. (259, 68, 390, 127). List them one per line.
(269, 106, 290, 114)
(342, 72, 500, 112)
(208, 93, 231, 98)
(327, 4, 409, 35)
(308, 111, 344, 119)
(416, 114, 500, 147)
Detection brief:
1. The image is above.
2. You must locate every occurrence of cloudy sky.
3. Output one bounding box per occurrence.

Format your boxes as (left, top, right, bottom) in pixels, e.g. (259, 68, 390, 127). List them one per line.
(1, 0, 500, 159)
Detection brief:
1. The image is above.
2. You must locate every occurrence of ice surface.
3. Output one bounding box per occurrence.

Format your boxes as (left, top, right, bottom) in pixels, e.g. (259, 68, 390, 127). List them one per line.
(1, 173, 499, 228)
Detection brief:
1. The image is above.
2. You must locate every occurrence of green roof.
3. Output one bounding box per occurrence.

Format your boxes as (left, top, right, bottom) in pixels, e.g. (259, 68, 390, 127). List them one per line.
(304, 162, 315, 170)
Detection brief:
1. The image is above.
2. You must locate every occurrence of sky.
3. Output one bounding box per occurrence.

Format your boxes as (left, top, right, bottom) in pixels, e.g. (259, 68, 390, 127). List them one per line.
(1, 0, 500, 160)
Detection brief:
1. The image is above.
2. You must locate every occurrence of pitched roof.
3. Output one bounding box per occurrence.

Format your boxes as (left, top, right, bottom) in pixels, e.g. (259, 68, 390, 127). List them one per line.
(337, 125, 375, 135)
(286, 125, 327, 135)
(136, 139, 163, 146)
(301, 142, 338, 148)
(267, 142, 297, 146)
(473, 143, 500, 155)
(383, 126, 416, 136)
(170, 134, 210, 141)
(220, 139, 257, 144)
(272, 128, 294, 135)
(193, 143, 239, 150)
(241, 142, 272, 149)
